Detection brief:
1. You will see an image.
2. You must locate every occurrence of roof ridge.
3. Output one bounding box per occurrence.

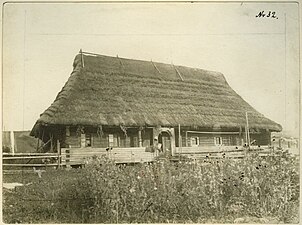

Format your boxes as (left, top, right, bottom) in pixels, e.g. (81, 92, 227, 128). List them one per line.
(80, 51, 222, 75)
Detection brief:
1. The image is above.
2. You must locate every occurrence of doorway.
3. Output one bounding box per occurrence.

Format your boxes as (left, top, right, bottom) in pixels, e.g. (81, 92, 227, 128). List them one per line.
(158, 131, 172, 156)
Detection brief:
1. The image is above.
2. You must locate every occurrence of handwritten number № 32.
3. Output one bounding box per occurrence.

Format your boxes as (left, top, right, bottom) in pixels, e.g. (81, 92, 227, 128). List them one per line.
(256, 11, 278, 19)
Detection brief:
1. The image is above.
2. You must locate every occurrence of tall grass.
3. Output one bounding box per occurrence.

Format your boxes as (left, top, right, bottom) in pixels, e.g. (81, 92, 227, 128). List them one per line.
(3, 151, 299, 223)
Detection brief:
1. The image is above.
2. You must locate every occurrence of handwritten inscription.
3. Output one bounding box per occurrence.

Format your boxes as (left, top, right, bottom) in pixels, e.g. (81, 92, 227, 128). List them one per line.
(256, 11, 278, 19)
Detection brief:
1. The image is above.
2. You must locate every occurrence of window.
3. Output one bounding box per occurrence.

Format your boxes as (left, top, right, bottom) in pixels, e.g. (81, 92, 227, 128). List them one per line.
(85, 134, 92, 147)
(80, 133, 92, 147)
(108, 134, 118, 147)
(190, 136, 200, 147)
(131, 136, 138, 147)
(214, 137, 222, 146)
(80, 134, 85, 147)
(108, 134, 114, 147)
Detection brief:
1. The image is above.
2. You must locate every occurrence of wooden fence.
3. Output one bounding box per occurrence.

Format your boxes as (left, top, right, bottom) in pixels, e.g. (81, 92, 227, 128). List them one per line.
(2, 145, 281, 169)
(2, 152, 61, 168)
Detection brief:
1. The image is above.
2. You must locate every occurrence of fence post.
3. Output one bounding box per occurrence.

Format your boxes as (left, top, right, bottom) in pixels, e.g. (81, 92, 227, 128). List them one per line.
(57, 140, 61, 168)
(66, 149, 71, 169)
(10, 131, 15, 155)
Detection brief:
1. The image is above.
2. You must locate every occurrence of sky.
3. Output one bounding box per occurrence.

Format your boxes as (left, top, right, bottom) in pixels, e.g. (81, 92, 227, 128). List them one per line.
(2, 2, 300, 137)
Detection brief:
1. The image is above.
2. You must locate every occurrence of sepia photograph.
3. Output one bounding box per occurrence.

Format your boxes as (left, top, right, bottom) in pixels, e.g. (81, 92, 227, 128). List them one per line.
(1, 1, 300, 223)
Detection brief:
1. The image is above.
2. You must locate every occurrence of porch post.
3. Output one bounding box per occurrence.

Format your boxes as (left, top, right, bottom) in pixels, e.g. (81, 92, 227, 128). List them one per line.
(66, 149, 71, 169)
(57, 139, 61, 168)
(50, 134, 53, 152)
(170, 128, 175, 156)
(239, 126, 244, 146)
(138, 129, 142, 147)
(10, 131, 15, 155)
(178, 124, 182, 154)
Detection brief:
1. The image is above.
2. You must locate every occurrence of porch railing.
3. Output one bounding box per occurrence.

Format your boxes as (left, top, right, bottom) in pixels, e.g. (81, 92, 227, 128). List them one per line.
(175, 145, 272, 159)
(61, 147, 155, 166)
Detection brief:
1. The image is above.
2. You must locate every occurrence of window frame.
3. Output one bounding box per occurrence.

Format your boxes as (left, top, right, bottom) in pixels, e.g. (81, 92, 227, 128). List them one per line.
(214, 136, 222, 146)
(190, 136, 200, 147)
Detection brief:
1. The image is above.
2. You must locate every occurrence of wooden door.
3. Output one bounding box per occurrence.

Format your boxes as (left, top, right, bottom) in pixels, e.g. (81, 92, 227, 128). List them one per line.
(159, 132, 172, 156)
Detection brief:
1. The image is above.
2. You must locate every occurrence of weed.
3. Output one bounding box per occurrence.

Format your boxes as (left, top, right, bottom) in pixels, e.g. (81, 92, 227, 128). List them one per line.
(2, 152, 299, 223)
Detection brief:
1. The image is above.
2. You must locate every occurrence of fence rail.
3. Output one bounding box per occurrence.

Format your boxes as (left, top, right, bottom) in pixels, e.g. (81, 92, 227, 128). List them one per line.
(3, 153, 62, 169)
(3, 163, 59, 167)
(3, 153, 59, 156)
(3, 155, 59, 160)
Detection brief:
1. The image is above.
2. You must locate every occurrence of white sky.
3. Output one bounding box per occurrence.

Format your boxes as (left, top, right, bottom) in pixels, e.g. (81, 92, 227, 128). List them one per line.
(2, 2, 300, 136)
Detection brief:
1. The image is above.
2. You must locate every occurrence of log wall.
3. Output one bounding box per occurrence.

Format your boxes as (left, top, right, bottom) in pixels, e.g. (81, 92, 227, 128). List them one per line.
(63, 127, 153, 149)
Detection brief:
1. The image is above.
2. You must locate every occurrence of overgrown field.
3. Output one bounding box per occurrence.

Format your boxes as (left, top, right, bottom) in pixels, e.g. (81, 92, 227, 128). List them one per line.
(2, 152, 299, 223)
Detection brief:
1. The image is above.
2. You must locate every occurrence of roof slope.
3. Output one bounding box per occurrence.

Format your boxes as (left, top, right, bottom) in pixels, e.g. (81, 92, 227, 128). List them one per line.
(32, 53, 282, 132)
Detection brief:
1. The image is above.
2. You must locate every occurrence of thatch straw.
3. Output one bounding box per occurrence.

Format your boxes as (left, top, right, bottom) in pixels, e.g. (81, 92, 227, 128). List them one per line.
(31, 53, 282, 135)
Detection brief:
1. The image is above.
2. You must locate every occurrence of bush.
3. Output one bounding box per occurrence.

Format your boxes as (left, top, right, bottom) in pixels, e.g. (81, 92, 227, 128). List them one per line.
(80, 153, 299, 223)
(2, 152, 299, 223)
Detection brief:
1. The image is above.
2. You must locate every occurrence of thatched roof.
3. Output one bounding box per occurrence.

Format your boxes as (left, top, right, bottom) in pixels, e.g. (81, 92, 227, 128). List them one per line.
(31, 52, 282, 135)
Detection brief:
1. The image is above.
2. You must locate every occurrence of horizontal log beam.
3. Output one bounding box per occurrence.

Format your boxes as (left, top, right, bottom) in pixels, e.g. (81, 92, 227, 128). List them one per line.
(3, 163, 59, 167)
(3, 153, 58, 156)
(3, 156, 59, 160)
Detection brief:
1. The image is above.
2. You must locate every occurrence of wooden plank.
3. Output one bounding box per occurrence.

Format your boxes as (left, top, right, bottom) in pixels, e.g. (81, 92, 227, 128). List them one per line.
(57, 139, 61, 168)
(3, 153, 58, 156)
(175, 146, 271, 154)
(61, 147, 107, 151)
(62, 149, 107, 154)
(10, 131, 15, 154)
(3, 163, 59, 167)
(62, 147, 155, 165)
(3, 155, 59, 160)
(3, 170, 40, 174)
(151, 60, 162, 74)
(62, 152, 106, 156)
(183, 150, 273, 160)
(173, 64, 184, 81)
(186, 131, 240, 135)
(138, 130, 142, 147)
(80, 48, 85, 67)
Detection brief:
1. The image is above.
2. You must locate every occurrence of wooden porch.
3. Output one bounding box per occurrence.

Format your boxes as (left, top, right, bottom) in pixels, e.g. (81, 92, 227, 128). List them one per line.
(61, 147, 156, 166)
(60, 145, 273, 166)
(2, 145, 281, 171)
